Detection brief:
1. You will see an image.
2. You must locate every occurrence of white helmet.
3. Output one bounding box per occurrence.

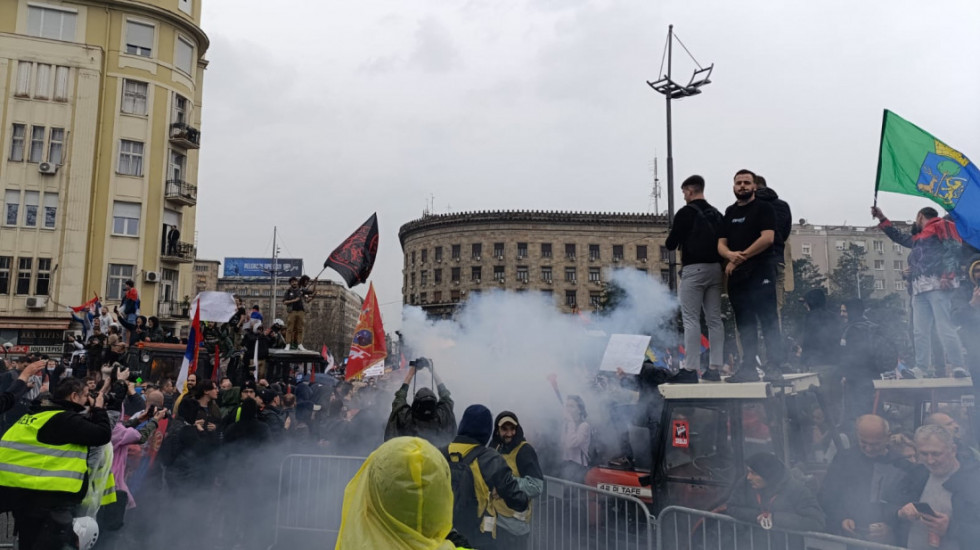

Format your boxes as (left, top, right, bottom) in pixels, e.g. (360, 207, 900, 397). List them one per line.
(273, 318, 285, 328)
(73, 516, 99, 550)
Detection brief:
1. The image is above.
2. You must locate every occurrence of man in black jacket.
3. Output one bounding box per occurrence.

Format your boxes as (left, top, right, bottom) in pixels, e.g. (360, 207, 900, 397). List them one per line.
(0, 377, 112, 549)
(754, 175, 793, 320)
(384, 360, 456, 447)
(490, 411, 543, 550)
(819, 415, 915, 545)
(441, 404, 528, 549)
(664, 175, 725, 382)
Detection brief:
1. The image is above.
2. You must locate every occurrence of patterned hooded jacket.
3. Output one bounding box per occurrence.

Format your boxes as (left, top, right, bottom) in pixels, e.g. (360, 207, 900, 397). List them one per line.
(879, 216, 963, 295)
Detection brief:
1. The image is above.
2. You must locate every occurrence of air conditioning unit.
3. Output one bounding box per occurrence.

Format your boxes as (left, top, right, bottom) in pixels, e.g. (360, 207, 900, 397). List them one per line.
(25, 296, 48, 309)
(453, 257, 460, 262)
(545, 280, 553, 285)
(497, 278, 505, 284)
(474, 279, 481, 284)
(641, 258, 648, 263)
(453, 281, 460, 286)
(496, 255, 504, 260)
(521, 279, 528, 285)
(145, 271, 161, 283)
(474, 256, 482, 261)
(437, 259, 442, 263)
(38, 162, 58, 175)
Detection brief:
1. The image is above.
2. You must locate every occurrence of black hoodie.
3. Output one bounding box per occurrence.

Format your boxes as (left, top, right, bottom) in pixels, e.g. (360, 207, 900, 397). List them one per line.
(384, 382, 457, 447)
(755, 187, 792, 258)
(491, 411, 544, 480)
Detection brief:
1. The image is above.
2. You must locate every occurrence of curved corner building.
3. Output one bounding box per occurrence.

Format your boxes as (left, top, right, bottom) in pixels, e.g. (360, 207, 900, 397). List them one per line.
(399, 211, 669, 318)
(0, 0, 208, 347)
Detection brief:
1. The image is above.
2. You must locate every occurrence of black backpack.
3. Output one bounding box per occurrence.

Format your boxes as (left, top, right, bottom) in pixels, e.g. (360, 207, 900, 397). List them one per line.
(447, 447, 483, 522)
(685, 202, 723, 254)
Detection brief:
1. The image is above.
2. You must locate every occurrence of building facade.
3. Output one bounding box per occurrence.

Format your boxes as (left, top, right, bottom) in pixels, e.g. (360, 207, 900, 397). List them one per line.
(399, 211, 670, 317)
(216, 277, 363, 358)
(792, 221, 914, 299)
(0, 0, 208, 345)
(191, 258, 219, 297)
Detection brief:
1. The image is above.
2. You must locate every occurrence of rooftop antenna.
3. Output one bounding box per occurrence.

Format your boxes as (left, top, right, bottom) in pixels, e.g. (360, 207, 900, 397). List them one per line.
(648, 156, 661, 214)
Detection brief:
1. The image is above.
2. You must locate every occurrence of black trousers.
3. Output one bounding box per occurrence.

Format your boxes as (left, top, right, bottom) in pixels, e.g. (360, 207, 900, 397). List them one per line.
(728, 263, 784, 368)
(12, 505, 75, 550)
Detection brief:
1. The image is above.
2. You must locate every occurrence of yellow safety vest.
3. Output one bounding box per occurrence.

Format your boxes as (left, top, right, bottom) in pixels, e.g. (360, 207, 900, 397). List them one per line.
(0, 410, 88, 493)
(447, 442, 496, 538)
(492, 441, 533, 523)
(101, 473, 117, 505)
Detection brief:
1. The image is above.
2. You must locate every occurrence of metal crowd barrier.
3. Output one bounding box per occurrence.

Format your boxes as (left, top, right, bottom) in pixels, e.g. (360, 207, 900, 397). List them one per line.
(655, 506, 907, 550)
(529, 476, 655, 550)
(267, 454, 365, 550)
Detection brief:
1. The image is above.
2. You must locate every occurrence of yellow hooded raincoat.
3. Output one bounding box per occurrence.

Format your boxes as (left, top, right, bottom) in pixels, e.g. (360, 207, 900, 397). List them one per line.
(335, 436, 461, 550)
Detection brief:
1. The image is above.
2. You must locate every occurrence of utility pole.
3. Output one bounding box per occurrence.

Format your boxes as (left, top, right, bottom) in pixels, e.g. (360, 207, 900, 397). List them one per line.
(271, 226, 278, 319)
(651, 157, 661, 215)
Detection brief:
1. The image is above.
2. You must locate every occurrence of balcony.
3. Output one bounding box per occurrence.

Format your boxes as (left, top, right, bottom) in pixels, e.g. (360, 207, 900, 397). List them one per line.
(169, 122, 201, 149)
(158, 300, 189, 319)
(165, 179, 198, 206)
(161, 241, 196, 264)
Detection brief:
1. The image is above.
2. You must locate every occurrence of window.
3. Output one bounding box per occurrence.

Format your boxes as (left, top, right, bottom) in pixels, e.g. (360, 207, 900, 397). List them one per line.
(420, 270, 428, 286)
(450, 289, 461, 302)
(126, 21, 154, 57)
(411, 251, 415, 265)
(565, 267, 577, 282)
(410, 273, 415, 287)
(590, 291, 602, 309)
(541, 243, 552, 258)
(53, 66, 69, 101)
(893, 243, 903, 253)
(493, 265, 505, 281)
(636, 245, 648, 261)
(434, 246, 443, 262)
(112, 201, 141, 236)
(801, 242, 812, 256)
(118, 140, 144, 176)
(835, 240, 845, 251)
(433, 290, 442, 303)
(419, 292, 427, 304)
(493, 243, 504, 258)
(173, 95, 188, 124)
(176, 36, 194, 74)
(16, 258, 32, 295)
(541, 266, 552, 282)
(853, 241, 867, 251)
(0, 257, 10, 294)
(895, 280, 907, 291)
(660, 269, 670, 284)
(471, 243, 482, 259)
(893, 260, 904, 271)
(27, 6, 76, 42)
(517, 242, 528, 259)
(122, 80, 148, 115)
(471, 266, 482, 282)
(15, 61, 31, 97)
(451, 267, 461, 282)
(9, 124, 25, 161)
(589, 244, 600, 261)
(178, 0, 192, 15)
(874, 259, 885, 270)
(874, 279, 885, 290)
(541, 289, 553, 299)
(659, 245, 670, 262)
(565, 290, 577, 308)
(434, 269, 442, 284)
(35, 259, 51, 296)
(589, 267, 601, 282)
(48, 128, 64, 165)
(613, 245, 624, 261)
(169, 150, 186, 181)
(34, 64, 51, 99)
(421, 249, 428, 263)
(23, 192, 39, 228)
(873, 240, 884, 253)
(29, 126, 45, 163)
(4, 191, 19, 226)
(107, 264, 134, 300)
(451, 244, 461, 260)
(516, 266, 528, 282)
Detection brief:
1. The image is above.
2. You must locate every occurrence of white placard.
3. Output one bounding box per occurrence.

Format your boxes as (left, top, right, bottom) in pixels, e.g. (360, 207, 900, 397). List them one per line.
(363, 363, 385, 377)
(598, 334, 652, 375)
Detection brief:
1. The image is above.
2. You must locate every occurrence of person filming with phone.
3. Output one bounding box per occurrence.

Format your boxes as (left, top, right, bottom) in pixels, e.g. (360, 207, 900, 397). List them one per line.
(891, 424, 980, 549)
(384, 357, 457, 447)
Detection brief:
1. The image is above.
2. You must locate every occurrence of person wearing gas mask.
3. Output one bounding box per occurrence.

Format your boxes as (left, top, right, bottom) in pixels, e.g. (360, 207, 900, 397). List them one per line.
(384, 358, 457, 448)
(872, 206, 966, 378)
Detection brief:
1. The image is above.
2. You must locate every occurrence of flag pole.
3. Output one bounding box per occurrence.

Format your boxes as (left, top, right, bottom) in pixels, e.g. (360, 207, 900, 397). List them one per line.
(874, 109, 889, 208)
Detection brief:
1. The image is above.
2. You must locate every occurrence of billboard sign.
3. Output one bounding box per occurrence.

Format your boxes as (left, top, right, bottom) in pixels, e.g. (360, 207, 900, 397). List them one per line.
(223, 258, 304, 279)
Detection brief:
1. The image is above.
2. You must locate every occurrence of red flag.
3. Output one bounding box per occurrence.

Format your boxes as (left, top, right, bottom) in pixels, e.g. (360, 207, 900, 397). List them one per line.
(324, 213, 379, 288)
(345, 283, 387, 380)
(189, 305, 201, 376)
(212, 345, 220, 381)
(72, 293, 99, 313)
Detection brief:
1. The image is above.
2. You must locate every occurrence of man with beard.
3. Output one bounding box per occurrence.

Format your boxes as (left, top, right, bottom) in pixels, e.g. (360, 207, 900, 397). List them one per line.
(384, 360, 457, 447)
(490, 411, 544, 550)
(872, 206, 966, 377)
(718, 169, 784, 382)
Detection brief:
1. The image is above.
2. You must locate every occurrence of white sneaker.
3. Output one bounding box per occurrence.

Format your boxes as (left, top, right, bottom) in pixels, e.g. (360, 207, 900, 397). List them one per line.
(297, 344, 307, 351)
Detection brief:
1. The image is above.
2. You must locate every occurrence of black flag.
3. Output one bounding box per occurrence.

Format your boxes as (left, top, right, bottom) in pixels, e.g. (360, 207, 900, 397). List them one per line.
(324, 213, 379, 288)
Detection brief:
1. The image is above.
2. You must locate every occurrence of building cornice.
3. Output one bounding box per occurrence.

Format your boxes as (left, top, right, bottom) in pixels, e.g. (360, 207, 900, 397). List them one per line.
(79, 0, 210, 53)
(399, 210, 668, 245)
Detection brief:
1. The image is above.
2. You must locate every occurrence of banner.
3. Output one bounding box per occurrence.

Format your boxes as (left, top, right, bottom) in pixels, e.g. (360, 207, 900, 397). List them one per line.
(223, 257, 304, 279)
(345, 282, 387, 380)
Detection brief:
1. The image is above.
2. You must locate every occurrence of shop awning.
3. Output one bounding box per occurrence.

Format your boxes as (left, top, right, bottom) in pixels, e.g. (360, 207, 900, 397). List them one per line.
(0, 317, 71, 330)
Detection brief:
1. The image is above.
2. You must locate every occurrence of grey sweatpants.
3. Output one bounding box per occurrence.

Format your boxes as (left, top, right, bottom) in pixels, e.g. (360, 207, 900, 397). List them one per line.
(679, 263, 725, 370)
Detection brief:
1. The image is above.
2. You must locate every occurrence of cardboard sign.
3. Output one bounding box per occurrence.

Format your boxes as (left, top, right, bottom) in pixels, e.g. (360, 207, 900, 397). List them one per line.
(672, 420, 690, 448)
(598, 334, 652, 375)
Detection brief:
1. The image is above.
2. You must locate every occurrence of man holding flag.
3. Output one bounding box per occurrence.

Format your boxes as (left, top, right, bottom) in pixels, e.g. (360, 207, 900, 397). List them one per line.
(873, 110, 976, 378)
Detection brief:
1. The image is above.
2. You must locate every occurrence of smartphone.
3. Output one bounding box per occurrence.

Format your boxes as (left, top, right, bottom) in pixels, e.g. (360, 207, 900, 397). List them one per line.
(913, 502, 938, 517)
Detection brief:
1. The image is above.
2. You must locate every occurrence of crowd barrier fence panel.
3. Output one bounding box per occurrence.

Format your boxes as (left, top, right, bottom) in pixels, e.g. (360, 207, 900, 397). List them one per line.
(656, 505, 909, 550)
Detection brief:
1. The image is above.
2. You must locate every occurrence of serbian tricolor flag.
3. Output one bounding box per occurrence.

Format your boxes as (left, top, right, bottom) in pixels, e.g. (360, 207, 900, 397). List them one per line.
(324, 213, 379, 288)
(345, 283, 386, 380)
(72, 293, 99, 313)
(322, 345, 337, 371)
(175, 300, 202, 392)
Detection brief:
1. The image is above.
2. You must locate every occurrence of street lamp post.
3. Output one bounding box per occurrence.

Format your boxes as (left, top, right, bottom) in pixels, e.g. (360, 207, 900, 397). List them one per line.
(647, 24, 713, 292)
